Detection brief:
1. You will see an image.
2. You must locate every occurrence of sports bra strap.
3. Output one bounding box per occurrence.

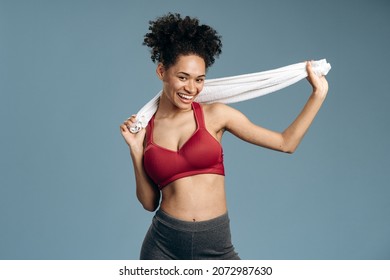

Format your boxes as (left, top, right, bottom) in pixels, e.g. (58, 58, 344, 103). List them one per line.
(192, 102, 206, 129)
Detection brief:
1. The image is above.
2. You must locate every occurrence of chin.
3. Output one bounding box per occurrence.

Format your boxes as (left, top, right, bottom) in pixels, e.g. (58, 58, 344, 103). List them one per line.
(175, 102, 193, 110)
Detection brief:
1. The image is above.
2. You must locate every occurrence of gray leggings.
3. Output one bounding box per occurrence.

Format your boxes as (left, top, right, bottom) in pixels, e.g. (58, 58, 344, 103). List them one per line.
(140, 209, 240, 260)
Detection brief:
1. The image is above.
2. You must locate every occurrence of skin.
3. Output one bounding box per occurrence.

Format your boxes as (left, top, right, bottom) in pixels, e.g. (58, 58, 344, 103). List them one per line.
(120, 54, 329, 221)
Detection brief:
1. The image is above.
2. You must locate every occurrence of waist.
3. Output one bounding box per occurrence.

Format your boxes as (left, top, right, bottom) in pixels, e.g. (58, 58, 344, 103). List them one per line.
(155, 209, 230, 232)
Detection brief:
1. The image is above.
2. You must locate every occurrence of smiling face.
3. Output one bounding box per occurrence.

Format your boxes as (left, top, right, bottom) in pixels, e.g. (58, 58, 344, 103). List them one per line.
(157, 54, 206, 111)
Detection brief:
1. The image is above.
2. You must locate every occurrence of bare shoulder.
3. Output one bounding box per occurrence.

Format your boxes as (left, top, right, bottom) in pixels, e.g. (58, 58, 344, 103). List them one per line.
(202, 102, 238, 118)
(201, 102, 234, 122)
(201, 102, 229, 116)
(200, 102, 245, 132)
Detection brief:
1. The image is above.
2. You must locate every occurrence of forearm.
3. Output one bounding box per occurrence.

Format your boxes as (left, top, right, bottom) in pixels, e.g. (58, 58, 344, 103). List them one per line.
(130, 148, 160, 211)
(282, 91, 325, 153)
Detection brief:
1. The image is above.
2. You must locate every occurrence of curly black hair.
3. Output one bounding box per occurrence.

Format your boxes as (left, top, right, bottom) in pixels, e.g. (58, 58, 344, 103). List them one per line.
(143, 13, 222, 69)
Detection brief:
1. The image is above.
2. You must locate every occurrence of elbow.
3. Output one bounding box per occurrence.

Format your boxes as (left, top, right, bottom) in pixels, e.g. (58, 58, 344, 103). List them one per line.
(279, 136, 298, 154)
(283, 144, 298, 154)
(283, 146, 296, 154)
(142, 204, 158, 212)
(140, 199, 159, 212)
(140, 197, 160, 212)
(280, 148, 294, 154)
(136, 187, 160, 212)
(279, 142, 297, 154)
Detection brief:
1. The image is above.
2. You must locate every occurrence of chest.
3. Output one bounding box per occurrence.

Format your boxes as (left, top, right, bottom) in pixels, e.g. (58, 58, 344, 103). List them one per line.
(152, 113, 199, 152)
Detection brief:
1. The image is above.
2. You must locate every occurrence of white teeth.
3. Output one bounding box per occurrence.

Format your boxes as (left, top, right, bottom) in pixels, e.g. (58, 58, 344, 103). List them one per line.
(178, 93, 193, 100)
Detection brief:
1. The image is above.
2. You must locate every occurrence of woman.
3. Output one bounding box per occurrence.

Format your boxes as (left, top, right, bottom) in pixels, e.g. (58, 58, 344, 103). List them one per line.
(120, 13, 328, 260)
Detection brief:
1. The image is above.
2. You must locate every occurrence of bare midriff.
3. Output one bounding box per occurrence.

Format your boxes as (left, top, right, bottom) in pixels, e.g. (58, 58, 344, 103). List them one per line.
(159, 174, 227, 222)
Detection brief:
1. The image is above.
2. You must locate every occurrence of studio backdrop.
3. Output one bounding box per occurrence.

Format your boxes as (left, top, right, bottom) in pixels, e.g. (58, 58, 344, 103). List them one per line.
(1, 0, 389, 259)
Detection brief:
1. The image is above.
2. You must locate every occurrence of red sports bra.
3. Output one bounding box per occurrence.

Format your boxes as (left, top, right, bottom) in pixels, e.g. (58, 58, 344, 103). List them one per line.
(143, 102, 225, 190)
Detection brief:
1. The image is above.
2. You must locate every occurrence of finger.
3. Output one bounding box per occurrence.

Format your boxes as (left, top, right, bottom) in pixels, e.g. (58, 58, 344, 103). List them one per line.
(124, 118, 136, 126)
(307, 61, 319, 80)
(306, 60, 312, 73)
(128, 114, 137, 120)
(120, 124, 129, 133)
(121, 123, 135, 133)
(124, 115, 137, 124)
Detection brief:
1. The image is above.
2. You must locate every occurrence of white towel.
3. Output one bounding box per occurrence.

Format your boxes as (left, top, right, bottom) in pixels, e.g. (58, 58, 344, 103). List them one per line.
(129, 59, 331, 133)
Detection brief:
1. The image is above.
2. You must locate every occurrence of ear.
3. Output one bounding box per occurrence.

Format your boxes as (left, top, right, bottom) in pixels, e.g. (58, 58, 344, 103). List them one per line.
(156, 63, 165, 80)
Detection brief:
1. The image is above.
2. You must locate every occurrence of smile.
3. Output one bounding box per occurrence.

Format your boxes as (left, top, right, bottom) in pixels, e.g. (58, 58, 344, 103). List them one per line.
(178, 93, 194, 100)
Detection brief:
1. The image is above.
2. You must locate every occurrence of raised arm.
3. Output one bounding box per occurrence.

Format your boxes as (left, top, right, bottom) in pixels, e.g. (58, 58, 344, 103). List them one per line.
(120, 116, 160, 211)
(214, 61, 329, 153)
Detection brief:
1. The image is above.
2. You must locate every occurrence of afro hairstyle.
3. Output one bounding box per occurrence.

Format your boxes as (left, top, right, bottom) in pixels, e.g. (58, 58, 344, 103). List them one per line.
(143, 13, 223, 69)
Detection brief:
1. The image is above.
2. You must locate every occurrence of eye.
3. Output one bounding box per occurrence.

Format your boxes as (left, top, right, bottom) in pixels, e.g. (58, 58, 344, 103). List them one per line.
(196, 78, 205, 83)
(178, 76, 187, 81)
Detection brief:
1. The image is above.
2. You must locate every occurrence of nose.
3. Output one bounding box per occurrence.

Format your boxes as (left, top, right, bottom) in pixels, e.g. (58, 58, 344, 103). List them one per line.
(185, 80, 197, 94)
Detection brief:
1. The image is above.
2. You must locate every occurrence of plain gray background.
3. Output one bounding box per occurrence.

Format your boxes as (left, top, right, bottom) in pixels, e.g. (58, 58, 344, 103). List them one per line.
(1, 0, 389, 259)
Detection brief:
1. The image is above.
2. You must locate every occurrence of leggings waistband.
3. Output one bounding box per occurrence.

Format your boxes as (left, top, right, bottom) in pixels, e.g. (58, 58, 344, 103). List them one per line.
(155, 209, 230, 232)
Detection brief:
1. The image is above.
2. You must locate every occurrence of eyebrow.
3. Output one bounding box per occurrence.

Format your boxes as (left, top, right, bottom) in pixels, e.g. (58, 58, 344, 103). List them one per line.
(177, 72, 206, 78)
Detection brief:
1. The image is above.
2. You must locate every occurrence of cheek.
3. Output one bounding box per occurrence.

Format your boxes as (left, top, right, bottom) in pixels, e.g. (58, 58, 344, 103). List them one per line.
(171, 82, 183, 92)
(197, 83, 204, 93)
(164, 79, 180, 91)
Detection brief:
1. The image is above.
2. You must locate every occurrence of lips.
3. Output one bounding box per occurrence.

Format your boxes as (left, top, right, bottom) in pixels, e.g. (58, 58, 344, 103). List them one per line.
(178, 92, 194, 102)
